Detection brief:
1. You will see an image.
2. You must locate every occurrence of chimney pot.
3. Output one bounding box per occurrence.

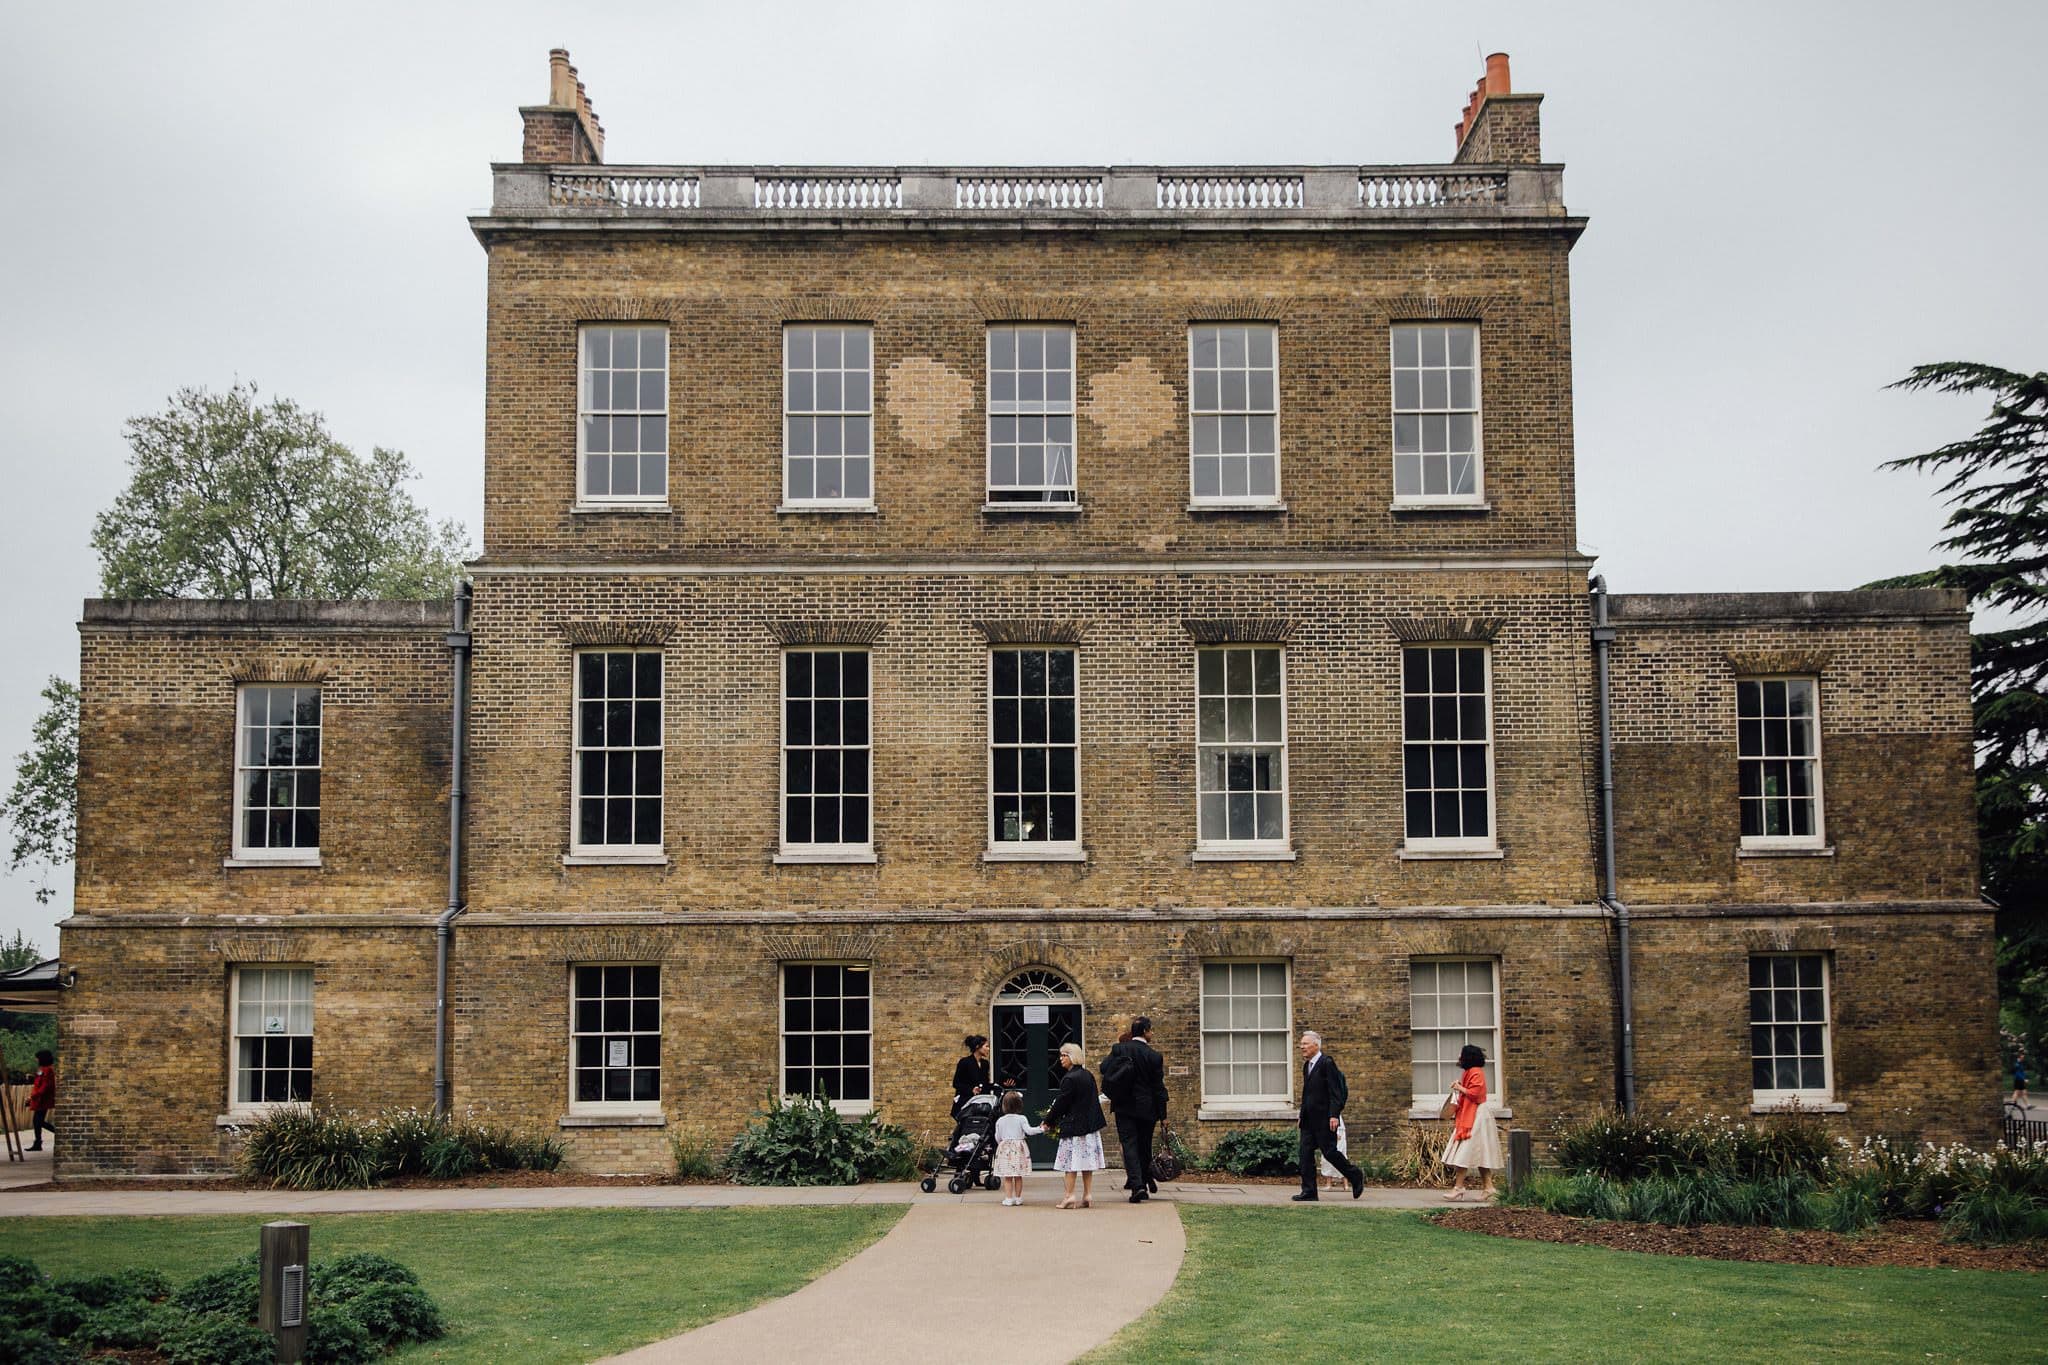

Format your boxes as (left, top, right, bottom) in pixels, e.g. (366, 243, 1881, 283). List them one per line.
(548, 49, 578, 107)
(1485, 52, 1511, 95)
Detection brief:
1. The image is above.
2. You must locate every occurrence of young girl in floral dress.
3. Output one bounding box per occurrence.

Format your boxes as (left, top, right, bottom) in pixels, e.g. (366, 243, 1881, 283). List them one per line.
(990, 1091, 1043, 1206)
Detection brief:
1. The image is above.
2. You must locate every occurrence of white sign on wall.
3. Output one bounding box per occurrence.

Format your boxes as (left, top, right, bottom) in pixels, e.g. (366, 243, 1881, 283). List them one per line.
(608, 1040, 631, 1068)
(1022, 1004, 1049, 1024)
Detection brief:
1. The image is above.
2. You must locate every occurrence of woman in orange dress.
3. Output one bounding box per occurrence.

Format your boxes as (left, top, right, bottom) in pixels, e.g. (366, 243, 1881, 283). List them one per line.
(1442, 1044, 1501, 1200)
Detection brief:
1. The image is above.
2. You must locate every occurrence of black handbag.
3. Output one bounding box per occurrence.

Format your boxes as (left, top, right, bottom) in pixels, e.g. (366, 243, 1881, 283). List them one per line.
(1150, 1123, 1183, 1182)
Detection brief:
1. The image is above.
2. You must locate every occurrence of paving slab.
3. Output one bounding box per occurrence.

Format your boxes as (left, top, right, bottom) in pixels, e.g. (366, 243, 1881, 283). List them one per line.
(598, 1199, 1184, 1365)
(0, 1174, 1470, 1218)
(0, 1129, 54, 1191)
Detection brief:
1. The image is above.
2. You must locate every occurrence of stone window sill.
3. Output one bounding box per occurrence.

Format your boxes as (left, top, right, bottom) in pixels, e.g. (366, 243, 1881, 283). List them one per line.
(777, 501, 878, 515)
(1408, 1105, 1515, 1120)
(1192, 846, 1297, 862)
(1187, 500, 1287, 514)
(217, 1106, 308, 1127)
(981, 501, 1081, 515)
(774, 849, 879, 865)
(559, 1113, 668, 1128)
(1751, 1099, 1845, 1114)
(562, 851, 670, 867)
(1198, 1106, 1299, 1122)
(1738, 845, 1836, 859)
(983, 845, 1087, 863)
(1398, 847, 1504, 861)
(223, 855, 322, 869)
(1390, 500, 1492, 514)
(572, 501, 671, 515)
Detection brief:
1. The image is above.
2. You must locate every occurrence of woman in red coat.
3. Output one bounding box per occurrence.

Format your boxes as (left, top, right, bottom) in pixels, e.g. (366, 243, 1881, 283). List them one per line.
(27, 1049, 55, 1152)
(1442, 1044, 1501, 1200)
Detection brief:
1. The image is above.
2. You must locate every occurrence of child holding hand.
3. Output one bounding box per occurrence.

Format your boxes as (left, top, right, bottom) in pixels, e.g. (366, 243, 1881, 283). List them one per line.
(990, 1091, 1044, 1206)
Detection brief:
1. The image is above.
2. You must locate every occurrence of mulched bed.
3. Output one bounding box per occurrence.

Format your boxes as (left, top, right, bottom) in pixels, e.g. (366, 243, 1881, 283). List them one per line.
(1433, 1205, 2048, 1272)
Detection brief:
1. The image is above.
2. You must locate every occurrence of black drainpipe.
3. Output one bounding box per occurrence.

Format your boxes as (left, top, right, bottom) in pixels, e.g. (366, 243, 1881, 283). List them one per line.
(1590, 575, 1638, 1115)
(434, 580, 473, 1117)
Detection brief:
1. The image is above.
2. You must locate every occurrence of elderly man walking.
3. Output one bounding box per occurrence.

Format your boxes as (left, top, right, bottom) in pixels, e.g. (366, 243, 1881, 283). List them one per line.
(1292, 1031, 1364, 1201)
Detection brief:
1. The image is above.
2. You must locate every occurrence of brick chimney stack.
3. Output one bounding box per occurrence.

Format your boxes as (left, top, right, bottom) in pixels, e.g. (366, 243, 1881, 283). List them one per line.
(1451, 52, 1543, 165)
(520, 48, 605, 165)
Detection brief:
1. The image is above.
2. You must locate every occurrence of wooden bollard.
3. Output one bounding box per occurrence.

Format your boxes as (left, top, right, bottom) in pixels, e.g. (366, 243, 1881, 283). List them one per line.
(1505, 1128, 1534, 1193)
(259, 1220, 309, 1363)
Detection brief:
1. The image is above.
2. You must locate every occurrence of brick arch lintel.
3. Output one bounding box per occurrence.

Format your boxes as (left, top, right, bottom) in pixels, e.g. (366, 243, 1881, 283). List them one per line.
(1726, 649, 1833, 676)
(564, 296, 688, 324)
(226, 657, 330, 684)
(560, 621, 677, 646)
(770, 620, 889, 646)
(761, 930, 883, 963)
(1380, 295, 1497, 322)
(973, 619, 1083, 645)
(1190, 298, 1293, 323)
(210, 934, 316, 963)
(1386, 616, 1506, 644)
(1741, 925, 1837, 955)
(1183, 618, 1294, 645)
(974, 940, 1099, 1004)
(549, 929, 682, 963)
(771, 297, 878, 323)
(974, 295, 1087, 323)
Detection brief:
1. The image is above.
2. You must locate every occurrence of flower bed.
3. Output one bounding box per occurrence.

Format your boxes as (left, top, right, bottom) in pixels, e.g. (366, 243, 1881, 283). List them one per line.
(234, 1107, 564, 1190)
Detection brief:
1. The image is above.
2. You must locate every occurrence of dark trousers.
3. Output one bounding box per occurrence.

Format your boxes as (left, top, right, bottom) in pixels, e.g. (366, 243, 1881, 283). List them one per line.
(30, 1110, 52, 1146)
(1116, 1114, 1157, 1190)
(1299, 1121, 1360, 1194)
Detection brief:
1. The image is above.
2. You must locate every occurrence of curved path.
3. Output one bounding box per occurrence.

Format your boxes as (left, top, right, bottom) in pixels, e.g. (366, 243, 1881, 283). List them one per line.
(598, 1199, 1185, 1365)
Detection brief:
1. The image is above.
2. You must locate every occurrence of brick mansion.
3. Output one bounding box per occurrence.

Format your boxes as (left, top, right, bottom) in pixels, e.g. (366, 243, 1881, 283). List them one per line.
(55, 53, 1996, 1175)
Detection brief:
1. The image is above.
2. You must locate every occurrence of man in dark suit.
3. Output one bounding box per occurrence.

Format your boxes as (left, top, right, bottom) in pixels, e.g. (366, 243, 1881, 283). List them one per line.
(1293, 1030, 1364, 1201)
(1104, 1016, 1169, 1203)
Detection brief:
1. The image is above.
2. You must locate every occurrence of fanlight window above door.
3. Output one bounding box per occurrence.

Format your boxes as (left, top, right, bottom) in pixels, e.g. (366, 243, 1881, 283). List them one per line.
(996, 969, 1079, 1002)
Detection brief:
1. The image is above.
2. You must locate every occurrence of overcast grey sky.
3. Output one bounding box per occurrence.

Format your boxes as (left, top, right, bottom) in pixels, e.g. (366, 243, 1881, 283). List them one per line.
(2, 1, 2041, 953)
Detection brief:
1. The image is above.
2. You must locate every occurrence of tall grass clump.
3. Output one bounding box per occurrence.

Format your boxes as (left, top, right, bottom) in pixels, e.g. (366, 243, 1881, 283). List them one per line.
(724, 1093, 919, 1186)
(236, 1106, 563, 1189)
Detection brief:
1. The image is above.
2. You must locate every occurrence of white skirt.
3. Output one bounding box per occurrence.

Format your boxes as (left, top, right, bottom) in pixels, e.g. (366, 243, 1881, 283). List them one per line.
(1319, 1118, 1349, 1179)
(1442, 1102, 1503, 1171)
(1054, 1131, 1107, 1172)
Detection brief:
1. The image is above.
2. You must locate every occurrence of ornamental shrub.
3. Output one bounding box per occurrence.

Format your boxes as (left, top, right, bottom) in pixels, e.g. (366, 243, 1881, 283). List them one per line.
(238, 1106, 564, 1187)
(1212, 1127, 1300, 1177)
(304, 1305, 377, 1365)
(0, 1255, 46, 1293)
(73, 1299, 178, 1350)
(725, 1092, 919, 1185)
(336, 1282, 445, 1345)
(0, 1322, 79, 1365)
(170, 1255, 260, 1321)
(237, 1109, 380, 1190)
(161, 1314, 275, 1365)
(51, 1267, 171, 1309)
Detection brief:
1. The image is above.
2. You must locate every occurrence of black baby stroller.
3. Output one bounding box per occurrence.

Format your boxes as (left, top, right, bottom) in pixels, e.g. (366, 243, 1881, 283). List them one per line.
(920, 1091, 1003, 1194)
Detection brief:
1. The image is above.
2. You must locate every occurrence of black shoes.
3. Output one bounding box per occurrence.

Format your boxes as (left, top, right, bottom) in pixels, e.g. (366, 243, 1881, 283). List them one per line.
(1349, 1170, 1366, 1199)
(1128, 1191, 1145, 1203)
(1290, 1191, 1318, 1201)
(1147, 1178, 1159, 1194)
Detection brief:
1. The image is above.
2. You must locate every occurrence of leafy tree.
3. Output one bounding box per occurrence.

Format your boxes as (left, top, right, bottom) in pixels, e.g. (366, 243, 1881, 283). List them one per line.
(1874, 362, 2048, 1057)
(92, 382, 468, 599)
(2, 384, 469, 911)
(0, 679, 78, 905)
(0, 929, 42, 972)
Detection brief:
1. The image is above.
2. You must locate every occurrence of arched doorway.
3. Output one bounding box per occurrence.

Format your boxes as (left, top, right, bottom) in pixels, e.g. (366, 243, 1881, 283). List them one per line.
(991, 968, 1084, 1168)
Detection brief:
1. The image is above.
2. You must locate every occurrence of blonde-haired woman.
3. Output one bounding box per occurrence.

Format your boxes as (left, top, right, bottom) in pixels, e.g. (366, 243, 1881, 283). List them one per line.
(1041, 1041, 1108, 1208)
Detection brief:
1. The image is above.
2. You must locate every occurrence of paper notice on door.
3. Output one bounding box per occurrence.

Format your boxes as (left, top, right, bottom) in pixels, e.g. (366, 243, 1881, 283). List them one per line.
(1022, 1004, 1049, 1024)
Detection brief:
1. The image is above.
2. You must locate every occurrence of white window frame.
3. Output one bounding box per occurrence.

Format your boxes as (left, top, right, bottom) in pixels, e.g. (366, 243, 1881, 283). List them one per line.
(1198, 960, 1294, 1109)
(782, 324, 875, 510)
(568, 963, 663, 1118)
(1737, 677, 1826, 850)
(576, 324, 670, 508)
(1194, 646, 1291, 857)
(231, 684, 322, 864)
(986, 647, 1083, 858)
(780, 961, 875, 1116)
(570, 649, 665, 857)
(1188, 323, 1282, 508)
(779, 648, 875, 860)
(985, 324, 1078, 506)
(1408, 957, 1503, 1109)
(226, 965, 313, 1117)
(1400, 644, 1498, 853)
(1749, 953, 1834, 1106)
(1390, 322, 1485, 507)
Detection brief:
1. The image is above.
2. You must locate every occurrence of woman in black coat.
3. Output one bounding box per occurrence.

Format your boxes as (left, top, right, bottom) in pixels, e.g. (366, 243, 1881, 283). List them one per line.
(951, 1035, 995, 1118)
(1040, 1041, 1108, 1208)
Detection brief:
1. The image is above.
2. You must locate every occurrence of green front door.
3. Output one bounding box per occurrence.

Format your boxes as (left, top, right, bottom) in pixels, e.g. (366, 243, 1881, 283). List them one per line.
(993, 1001, 1083, 1168)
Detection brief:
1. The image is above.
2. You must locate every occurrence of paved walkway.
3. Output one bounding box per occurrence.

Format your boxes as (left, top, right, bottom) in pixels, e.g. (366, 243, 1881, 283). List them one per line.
(600, 1199, 1184, 1364)
(0, 1173, 1458, 1217)
(0, 1128, 53, 1191)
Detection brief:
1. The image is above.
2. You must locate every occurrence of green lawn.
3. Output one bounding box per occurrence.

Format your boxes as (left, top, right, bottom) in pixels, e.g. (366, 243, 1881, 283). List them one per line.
(1090, 1209, 2046, 1364)
(20, 1206, 902, 1363)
